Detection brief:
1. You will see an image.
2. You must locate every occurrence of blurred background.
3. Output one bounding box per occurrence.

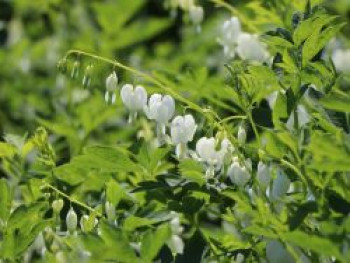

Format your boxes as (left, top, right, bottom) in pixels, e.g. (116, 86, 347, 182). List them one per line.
(0, 0, 349, 162)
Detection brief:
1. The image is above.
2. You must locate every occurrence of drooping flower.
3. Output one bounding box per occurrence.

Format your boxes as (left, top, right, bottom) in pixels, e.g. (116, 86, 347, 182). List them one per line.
(66, 207, 77, 233)
(120, 84, 147, 122)
(105, 72, 118, 104)
(219, 17, 242, 58)
(170, 114, 197, 158)
(144, 94, 175, 144)
(236, 33, 269, 62)
(167, 234, 184, 255)
(257, 161, 270, 188)
(332, 49, 350, 73)
(227, 157, 251, 187)
(271, 170, 290, 201)
(196, 137, 232, 177)
(189, 5, 204, 32)
(52, 199, 64, 214)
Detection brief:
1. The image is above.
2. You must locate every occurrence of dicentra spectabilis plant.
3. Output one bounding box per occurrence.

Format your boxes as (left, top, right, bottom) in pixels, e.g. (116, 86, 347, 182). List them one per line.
(0, 0, 350, 262)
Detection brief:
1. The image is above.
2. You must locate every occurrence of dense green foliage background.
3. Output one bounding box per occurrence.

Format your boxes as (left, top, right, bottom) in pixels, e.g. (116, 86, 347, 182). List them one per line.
(0, 0, 350, 262)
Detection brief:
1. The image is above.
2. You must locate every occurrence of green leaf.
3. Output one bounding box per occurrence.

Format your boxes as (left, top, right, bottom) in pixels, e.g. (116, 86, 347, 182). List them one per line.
(106, 180, 125, 207)
(307, 131, 350, 172)
(0, 179, 12, 224)
(293, 14, 337, 46)
(54, 145, 136, 183)
(123, 216, 156, 232)
(178, 159, 205, 186)
(243, 225, 278, 239)
(320, 92, 350, 113)
(82, 221, 139, 263)
(140, 224, 171, 262)
(0, 142, 16, 158)
(302, 20, 345, 66)
(282, 231, 344, 261)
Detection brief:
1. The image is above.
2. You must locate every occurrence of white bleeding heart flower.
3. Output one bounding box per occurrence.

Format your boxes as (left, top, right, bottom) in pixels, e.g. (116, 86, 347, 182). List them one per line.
(120, 84, 147, 122)
(196, 137, 232, 177)
(236, 33, 269, 62)
(257, 161, 270, 188)
(66, 208, 77, 233)
(144, 94, 175, 144)
(144, 94, 175, 123)
(189, 6, 204, 25)
(167, 234, 184, 255)
(171, 114, 197, 158)
(170, 216, 184, 235)
(227, 158, 251, 187)
(105, 72, 118, 104)
(332, 49, 350, 73)
(219, 17, 242, 58)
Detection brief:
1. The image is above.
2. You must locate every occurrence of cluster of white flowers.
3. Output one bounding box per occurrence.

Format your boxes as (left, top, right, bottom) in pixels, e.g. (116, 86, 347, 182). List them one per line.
(106, 73, 276, 188)
(219, 17, 269, 62)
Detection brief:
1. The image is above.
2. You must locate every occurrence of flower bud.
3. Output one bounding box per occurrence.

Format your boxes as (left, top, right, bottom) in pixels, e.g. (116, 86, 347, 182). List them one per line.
(105, 201, 116, 223)
(167, 235, 184, 255)
(52, 199, 64, 214)
(82, 64, 93, 88)
(57, 58, 67, 74)
(237, 125, 246, 145)
(189, 6, 204, 25)
(71, 61, 80, 79)
(66, 208, 77, 233)
(106, 72, 118, 92)
(105, 72, 118, 104)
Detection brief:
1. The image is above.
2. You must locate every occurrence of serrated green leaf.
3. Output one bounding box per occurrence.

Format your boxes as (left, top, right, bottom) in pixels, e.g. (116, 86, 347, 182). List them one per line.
(140, 224, 171, 262)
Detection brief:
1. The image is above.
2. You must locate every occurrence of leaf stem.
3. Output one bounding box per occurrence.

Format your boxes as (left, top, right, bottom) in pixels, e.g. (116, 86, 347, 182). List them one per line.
(247, 112, 261, 148)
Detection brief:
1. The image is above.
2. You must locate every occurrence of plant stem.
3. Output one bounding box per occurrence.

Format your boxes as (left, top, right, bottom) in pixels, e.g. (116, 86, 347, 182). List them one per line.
(247, 112, 261, 148)
(44, 183, 103, 217)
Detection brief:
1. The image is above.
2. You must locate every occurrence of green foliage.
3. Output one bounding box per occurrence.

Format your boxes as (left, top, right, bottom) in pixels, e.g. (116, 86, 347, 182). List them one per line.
(1, 0, 350, 262)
